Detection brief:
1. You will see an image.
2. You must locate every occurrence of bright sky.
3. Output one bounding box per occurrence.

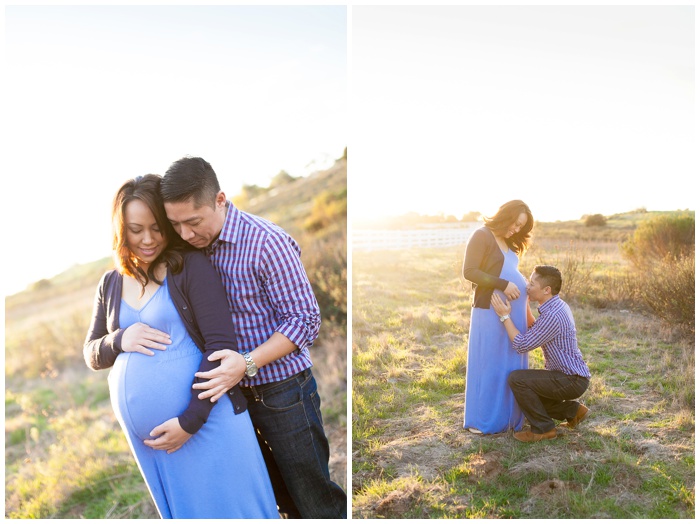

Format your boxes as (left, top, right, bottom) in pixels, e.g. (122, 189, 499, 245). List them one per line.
(350, 5, 695, 225)
(2, 5, 346, 296)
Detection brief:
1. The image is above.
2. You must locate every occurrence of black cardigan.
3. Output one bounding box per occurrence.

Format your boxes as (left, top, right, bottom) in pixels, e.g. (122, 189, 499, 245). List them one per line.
(462, 226, 510, 309)
(83, 250, 247, 435)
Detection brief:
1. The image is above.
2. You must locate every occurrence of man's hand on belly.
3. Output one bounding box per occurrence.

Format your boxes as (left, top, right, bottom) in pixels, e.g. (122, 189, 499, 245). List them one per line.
(143, 417, 192, 453)
(193, 350, 246, 402)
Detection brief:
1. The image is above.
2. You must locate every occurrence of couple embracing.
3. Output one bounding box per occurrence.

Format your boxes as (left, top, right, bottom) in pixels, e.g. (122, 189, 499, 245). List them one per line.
(462, 200, 592, 443)
(84, 157, 346, 518)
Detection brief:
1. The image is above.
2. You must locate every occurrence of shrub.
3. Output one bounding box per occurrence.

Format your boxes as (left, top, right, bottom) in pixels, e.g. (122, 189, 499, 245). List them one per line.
(584, 214, 607, 227)
(303, 230, 347, 330)
(270, 170, 298, 189)
(619, 213, 695, 335)
(304, 189, 347, 233)
(30, 279, 52, 292)
(633, 253, 695, 336)
(523, 240, 598, 302)
(621, 212, 695, 270)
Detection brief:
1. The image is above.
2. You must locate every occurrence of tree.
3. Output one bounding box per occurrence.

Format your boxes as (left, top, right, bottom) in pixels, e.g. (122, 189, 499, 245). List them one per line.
(270, 170, 297, 189)
(461, 211, 481, 222)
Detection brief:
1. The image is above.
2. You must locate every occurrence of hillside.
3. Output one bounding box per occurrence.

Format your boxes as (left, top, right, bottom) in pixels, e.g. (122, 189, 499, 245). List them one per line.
(238, 157, 347, 239)
(6, 157, 347, 329)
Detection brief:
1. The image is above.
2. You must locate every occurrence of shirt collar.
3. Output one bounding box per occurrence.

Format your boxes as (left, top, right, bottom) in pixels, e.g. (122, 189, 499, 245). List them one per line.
(537, 294, 561, 314)
(204, 201, 240, 255)
(219, 201, 240, 244)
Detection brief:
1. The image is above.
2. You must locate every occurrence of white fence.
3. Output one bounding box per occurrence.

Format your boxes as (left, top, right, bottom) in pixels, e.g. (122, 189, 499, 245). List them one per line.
(353, 224, 480, 251)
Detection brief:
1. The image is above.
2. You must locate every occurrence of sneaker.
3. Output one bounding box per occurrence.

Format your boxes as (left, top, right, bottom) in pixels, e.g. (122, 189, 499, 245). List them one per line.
(467, 427, 483, 435)
(564, 404, 589, 429)
(513, 428, 557, 442)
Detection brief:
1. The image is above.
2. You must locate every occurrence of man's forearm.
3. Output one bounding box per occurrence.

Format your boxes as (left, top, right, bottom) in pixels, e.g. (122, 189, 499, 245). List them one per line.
(249, 331, 297, 368)
(502, 318, 521, 343)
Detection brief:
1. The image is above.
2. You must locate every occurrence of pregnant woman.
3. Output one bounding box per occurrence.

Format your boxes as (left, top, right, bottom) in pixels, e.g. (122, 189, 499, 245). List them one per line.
(84, 175, 279, 519)
(462, 200, 534, 435)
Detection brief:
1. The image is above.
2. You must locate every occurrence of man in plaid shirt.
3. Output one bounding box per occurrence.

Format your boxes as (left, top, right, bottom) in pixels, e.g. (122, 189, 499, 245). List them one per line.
(491, 265, 591, 443)
(160, 156, 346, 518)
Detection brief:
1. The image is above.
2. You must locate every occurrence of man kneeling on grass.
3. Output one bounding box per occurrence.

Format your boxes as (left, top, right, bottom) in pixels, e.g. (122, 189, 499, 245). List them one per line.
(491, 265, 591, 443)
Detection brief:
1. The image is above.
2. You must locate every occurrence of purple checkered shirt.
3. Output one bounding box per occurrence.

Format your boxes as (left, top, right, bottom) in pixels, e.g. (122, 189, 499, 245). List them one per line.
(512, 295, 591, 378)
(203, 202, 320, 386)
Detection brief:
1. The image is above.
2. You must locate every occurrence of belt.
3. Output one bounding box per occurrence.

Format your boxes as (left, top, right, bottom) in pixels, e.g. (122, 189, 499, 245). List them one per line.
(238, 368, 312, 389)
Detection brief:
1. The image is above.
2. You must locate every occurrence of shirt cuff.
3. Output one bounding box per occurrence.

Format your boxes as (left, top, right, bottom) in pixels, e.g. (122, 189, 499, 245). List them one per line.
(276, 318, 318, 352)
(512, 333, 529, 353)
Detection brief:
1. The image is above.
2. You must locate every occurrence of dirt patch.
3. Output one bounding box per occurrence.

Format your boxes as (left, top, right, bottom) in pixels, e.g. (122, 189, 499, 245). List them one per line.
(465, 451, 505, 483)
(521, 478, 583, 514)
(366, 479, 447, 519)
(376, 436, 457, 480)
(530, 478, 583, 498)
(508, 446, 580, 476)
(373, 484, 422, 518)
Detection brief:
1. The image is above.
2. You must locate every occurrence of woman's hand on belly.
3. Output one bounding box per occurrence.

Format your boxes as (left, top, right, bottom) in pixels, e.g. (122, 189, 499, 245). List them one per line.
(503, 281, 520, 301)
(143, 417, 192, 454)
(121, 322, 171, 356)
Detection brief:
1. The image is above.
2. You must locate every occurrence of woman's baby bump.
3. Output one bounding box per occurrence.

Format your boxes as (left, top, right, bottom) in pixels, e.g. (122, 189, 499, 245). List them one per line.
(110, 350, 202, 440)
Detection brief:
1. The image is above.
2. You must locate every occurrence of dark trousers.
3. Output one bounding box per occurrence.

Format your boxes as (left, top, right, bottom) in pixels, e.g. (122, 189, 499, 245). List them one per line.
(508, 369, 590, 434)
(240, 368, 347, 519)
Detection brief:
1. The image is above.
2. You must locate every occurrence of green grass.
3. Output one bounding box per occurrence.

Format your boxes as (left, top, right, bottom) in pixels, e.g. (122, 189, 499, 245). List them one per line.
(352, 241, 694, 519)
(4, 384, 159, 519)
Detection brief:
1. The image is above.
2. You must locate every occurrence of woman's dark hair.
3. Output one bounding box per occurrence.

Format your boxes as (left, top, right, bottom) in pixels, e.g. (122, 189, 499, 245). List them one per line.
(112, 174, 192, 295)
(534, 265, 562, 295)
(161, 156, 221, 209)
(483, 199, 534, 254)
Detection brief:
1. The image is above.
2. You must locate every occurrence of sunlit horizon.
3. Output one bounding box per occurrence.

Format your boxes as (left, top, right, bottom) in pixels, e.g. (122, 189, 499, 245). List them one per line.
(351, 6, 694, 229)
(352, 202, 695, 227)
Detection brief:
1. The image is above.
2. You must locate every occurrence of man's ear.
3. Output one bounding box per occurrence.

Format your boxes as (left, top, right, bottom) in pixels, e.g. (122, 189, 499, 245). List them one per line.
(215, 190, 227, 208)
(544, 286, 551, 295)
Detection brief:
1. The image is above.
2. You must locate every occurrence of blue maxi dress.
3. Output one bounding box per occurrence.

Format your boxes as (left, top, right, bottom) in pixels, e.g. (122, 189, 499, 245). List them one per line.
(463, 249, 529, 434)
(108, 278, 280, 519)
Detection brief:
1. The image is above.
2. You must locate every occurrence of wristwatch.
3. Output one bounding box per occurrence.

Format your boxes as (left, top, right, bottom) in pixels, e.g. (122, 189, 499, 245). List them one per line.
(499, 314, 510, 323)
(242, 352, 258, 378)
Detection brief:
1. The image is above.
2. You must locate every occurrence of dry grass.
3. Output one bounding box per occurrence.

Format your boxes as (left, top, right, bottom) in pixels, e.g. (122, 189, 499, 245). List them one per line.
(352, 239, 694, 519)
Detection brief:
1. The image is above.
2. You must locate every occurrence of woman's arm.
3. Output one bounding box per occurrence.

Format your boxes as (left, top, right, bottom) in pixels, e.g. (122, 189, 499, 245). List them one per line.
(83, 273, 124, 370)
(144, 251, 241, 452)
(462, 229, 510, 291)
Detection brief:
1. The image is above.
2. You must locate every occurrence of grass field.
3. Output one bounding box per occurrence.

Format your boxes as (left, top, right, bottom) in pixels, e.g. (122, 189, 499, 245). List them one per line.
(351, 232, 694, 519)
(5, 298, 347, 519)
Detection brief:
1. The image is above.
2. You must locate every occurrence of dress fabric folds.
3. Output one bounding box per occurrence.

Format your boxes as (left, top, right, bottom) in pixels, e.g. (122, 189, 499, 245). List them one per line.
(109, 278, 279, 519)
(464, 249, 529, 434)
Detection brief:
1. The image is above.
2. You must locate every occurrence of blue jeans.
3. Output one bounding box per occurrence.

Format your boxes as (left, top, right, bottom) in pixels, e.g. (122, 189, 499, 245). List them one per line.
(240, 368, 347, 519)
